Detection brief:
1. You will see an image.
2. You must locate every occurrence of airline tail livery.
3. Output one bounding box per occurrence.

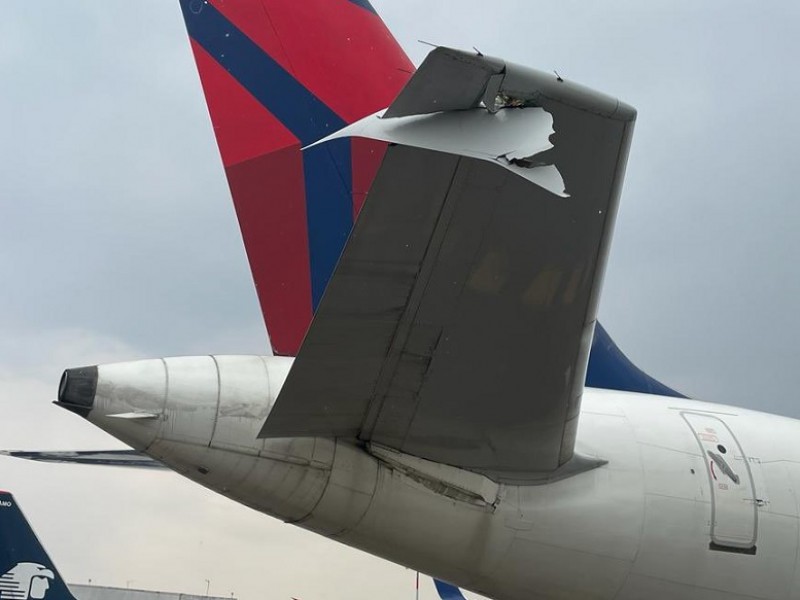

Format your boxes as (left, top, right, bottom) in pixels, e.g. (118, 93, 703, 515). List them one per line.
(0, 492, 76, 600)
(179, 0, 413, 355)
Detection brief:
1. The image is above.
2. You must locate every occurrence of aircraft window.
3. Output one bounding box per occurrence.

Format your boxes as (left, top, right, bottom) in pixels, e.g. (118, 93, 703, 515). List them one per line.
(717, 444, 727, 454)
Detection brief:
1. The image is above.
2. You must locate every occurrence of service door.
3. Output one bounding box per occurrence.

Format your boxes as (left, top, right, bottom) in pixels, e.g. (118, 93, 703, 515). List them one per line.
(682, 412, 758, 553)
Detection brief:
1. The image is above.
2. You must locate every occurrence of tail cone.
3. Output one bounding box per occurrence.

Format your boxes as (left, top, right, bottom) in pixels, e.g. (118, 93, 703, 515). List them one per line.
(55, 366, 97, 416)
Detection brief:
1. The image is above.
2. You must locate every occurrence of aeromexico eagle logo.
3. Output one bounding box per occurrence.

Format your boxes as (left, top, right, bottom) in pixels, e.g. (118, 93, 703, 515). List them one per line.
(0, 563, 55, 600)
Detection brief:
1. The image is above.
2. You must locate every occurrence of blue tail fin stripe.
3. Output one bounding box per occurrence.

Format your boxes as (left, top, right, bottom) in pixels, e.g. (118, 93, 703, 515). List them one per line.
(346, 0, 377, 13)
(180, 0, 346, 145)
(303, 141, 354, 308)
(434, 580, 467, 600)
(586, 322, 686, 398)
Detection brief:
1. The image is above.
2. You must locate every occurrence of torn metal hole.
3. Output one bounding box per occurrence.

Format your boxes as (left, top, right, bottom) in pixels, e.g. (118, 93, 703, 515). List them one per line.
(500, 153, 551, 169)
(494, 93, 526, 109)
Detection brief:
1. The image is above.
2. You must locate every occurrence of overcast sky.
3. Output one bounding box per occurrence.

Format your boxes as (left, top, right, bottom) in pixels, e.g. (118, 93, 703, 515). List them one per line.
(2, 2, 800, 600)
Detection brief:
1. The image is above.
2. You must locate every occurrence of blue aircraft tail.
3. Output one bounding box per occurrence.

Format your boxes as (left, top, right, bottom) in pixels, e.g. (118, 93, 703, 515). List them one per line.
(433, 580, 467, 600)
(0, 491, 77, 600)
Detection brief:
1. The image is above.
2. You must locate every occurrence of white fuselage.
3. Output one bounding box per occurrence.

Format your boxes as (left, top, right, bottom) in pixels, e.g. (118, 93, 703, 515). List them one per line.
(86, 356, 800, 600)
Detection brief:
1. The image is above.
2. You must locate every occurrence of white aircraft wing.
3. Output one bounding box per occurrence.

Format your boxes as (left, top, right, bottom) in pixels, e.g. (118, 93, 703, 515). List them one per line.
(259, 48, 636, 483)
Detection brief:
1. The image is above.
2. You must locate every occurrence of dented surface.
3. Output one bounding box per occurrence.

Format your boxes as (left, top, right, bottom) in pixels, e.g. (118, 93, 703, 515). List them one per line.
(312, 107, 568, 197)
(263, 48, 636, 480)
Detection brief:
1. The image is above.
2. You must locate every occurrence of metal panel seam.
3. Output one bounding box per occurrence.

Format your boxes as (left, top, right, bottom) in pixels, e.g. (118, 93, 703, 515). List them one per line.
(358, 154, 464, 443)
(329, 449, 384, 538)
(207, 355, 222, 448)
(287, 437, 339, 524)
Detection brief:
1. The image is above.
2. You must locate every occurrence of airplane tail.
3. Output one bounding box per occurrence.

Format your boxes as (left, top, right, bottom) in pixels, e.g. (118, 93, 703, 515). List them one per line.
(177, 0, 414, 356)
(0, 492, 77, 600)
(433, 580, 467, 600)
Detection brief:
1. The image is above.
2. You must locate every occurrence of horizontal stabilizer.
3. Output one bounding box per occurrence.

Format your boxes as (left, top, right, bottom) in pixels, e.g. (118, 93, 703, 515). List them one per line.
(1, 450, 164, 469)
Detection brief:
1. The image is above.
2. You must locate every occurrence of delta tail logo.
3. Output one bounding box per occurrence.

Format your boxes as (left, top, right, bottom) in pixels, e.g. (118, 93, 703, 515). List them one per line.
(0, 563, 55, 600)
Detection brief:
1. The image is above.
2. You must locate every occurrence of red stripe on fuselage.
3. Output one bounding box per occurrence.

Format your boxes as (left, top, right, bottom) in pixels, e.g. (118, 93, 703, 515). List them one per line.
(209, 0, 414, 123)
(190, 40, 298, 167)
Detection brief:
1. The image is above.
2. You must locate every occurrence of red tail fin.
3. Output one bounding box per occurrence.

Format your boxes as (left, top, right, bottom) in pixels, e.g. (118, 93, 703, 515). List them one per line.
(179, 0, 413, 354)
